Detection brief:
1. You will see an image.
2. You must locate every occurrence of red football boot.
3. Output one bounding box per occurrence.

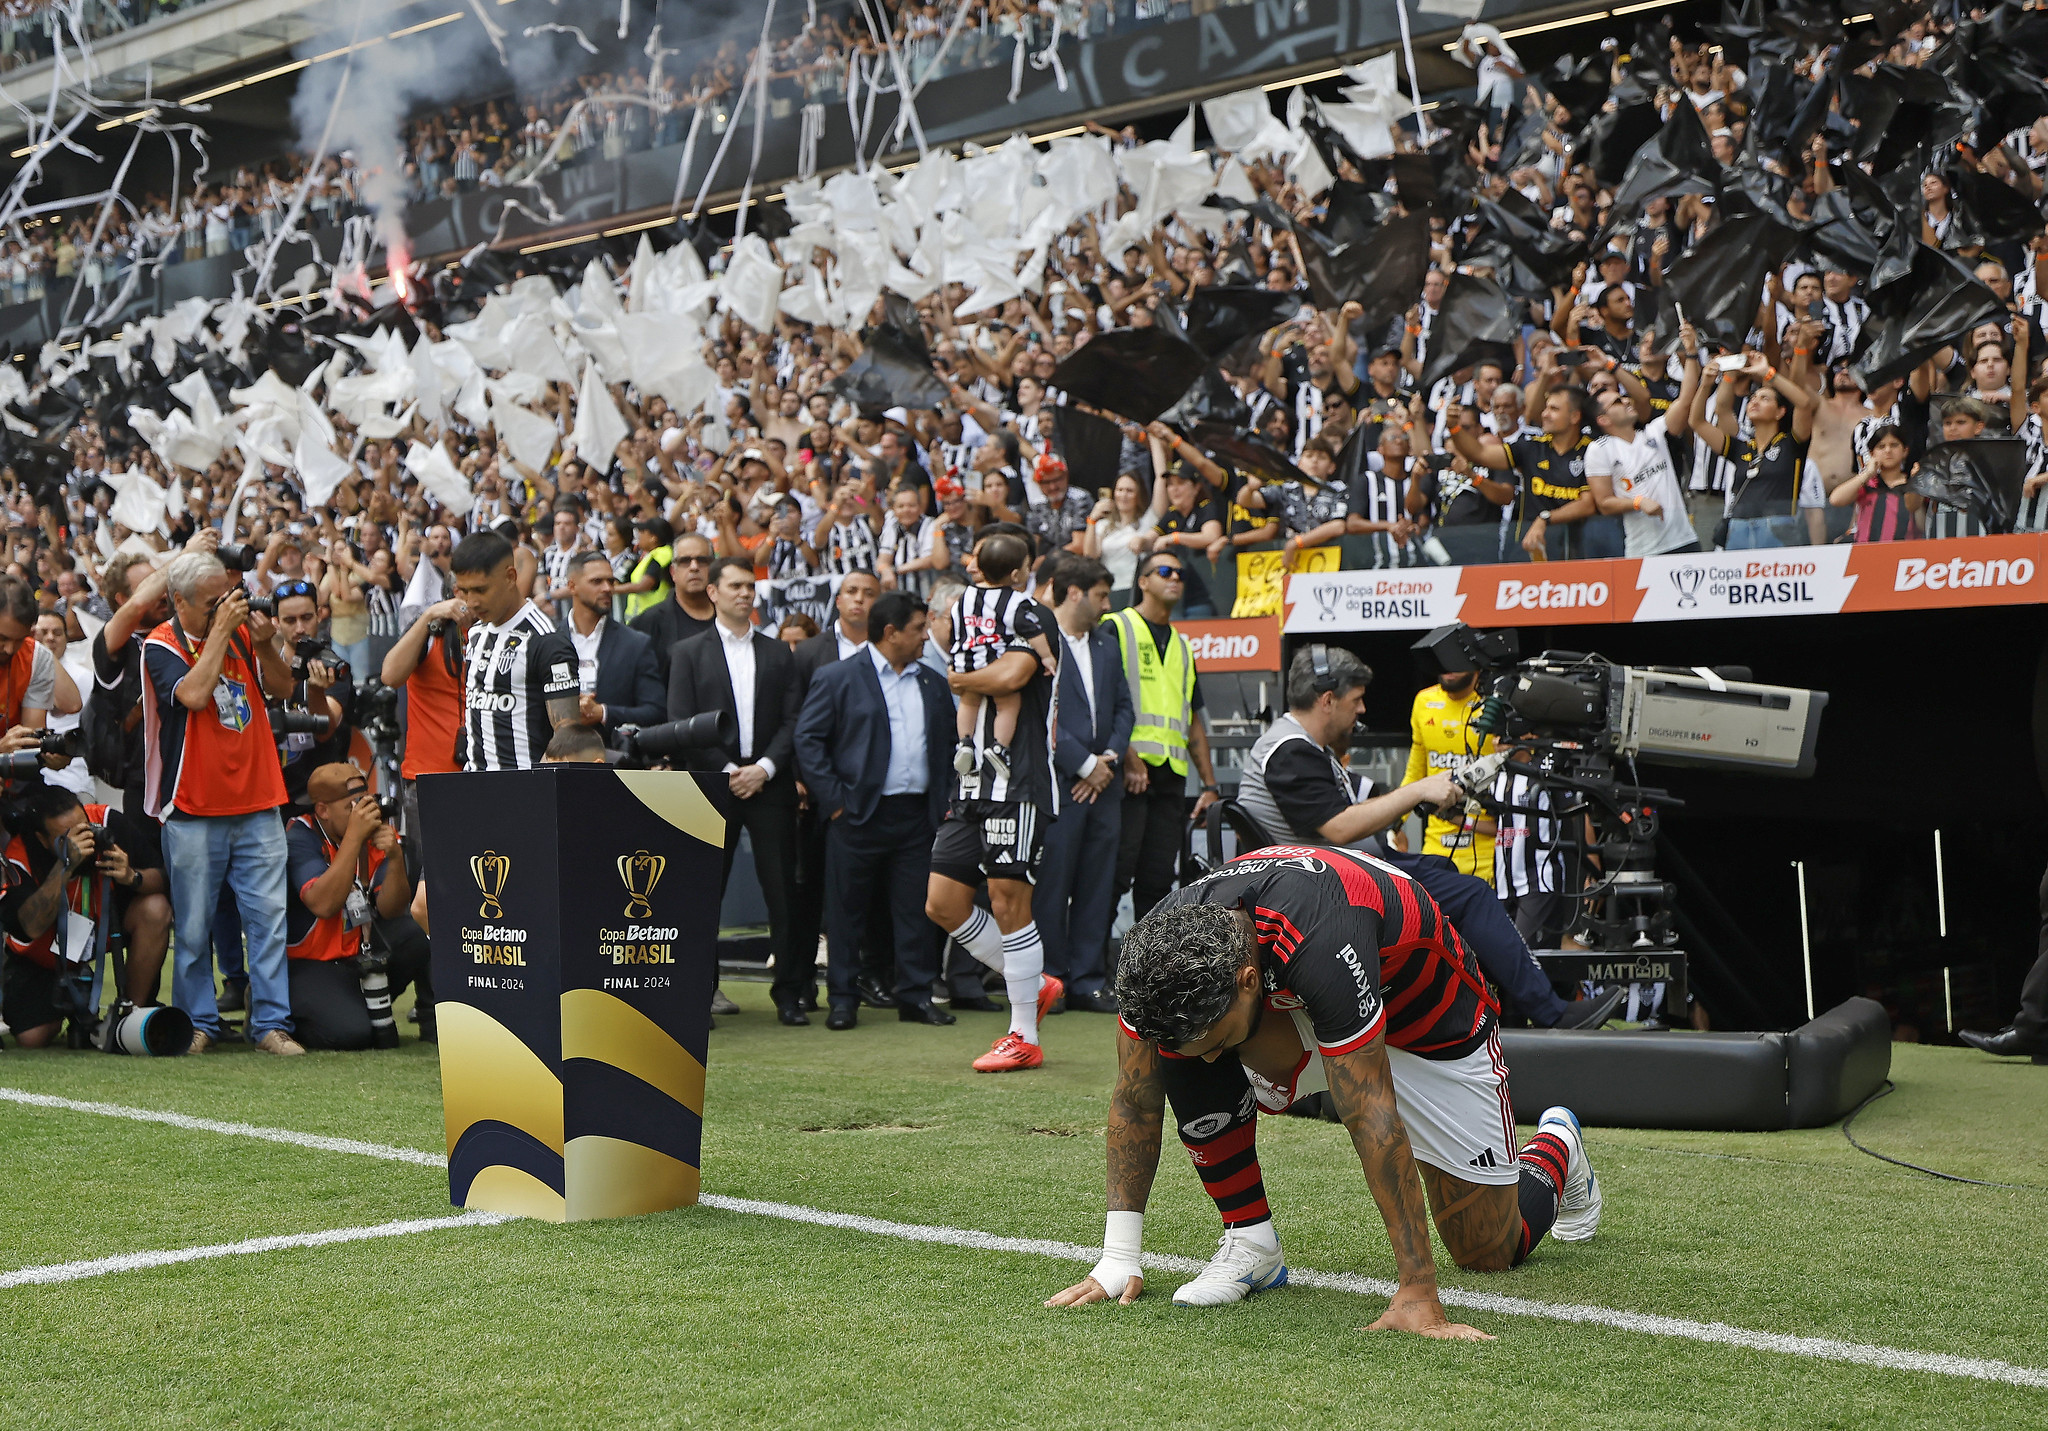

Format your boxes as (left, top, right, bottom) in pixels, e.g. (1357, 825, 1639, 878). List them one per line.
(972, 1032, 1045, 1072)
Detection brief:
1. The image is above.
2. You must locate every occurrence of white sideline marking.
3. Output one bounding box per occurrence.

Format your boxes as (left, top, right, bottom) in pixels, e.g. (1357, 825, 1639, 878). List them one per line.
(697, 1195, 2048, 1390)
(9, 1087, 2048, 1389)
(0, 1087, 445, 1166)
(0, 1211, 508, 1289)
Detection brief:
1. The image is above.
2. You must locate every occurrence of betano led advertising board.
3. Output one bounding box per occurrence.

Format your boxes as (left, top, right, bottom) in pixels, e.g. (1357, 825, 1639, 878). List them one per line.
(1282, 536, 2048, 632)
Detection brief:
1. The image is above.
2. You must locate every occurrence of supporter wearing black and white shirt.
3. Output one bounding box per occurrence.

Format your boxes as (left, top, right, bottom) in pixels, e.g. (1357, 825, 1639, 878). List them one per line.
(452, 531, 578, 772)
(876, 487, 947, 599)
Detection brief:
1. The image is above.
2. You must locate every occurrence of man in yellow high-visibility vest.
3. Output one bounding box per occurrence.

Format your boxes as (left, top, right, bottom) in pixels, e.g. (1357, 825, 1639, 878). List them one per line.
(1109, 551, 1220, 920)
(1402, 664, 1497, 882)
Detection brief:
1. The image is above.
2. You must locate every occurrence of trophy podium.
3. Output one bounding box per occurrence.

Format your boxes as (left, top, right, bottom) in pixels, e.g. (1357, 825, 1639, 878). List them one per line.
(419, 767, 731, 1222)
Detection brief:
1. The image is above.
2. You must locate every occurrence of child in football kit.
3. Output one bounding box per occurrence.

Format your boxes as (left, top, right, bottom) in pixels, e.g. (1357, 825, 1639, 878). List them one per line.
(948, 533, 1054, 782)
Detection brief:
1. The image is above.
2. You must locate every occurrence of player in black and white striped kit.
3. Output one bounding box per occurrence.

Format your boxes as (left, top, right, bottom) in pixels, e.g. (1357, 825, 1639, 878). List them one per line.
(927, 533, 1064, 1074)
(451, 531, 580, 772)
(945, 539, 1056, 789)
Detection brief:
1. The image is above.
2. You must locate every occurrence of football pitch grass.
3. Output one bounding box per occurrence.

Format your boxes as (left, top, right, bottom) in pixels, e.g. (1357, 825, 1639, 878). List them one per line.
(2, 981, 2046, 1430)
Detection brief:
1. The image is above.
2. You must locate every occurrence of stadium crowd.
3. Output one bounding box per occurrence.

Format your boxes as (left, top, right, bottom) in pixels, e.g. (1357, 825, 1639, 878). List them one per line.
(0, 0, 1190, 310)
(3, 3, 2048, 1061)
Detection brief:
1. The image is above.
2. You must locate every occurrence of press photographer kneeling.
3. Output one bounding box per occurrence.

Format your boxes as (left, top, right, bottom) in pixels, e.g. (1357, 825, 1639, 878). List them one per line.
(0, 784, 170, 1048)
(285, 762, 432, 1049)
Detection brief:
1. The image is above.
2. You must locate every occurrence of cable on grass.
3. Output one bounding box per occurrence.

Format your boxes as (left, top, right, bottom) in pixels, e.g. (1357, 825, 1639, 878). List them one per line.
(1838, 1080, 2045, 1191)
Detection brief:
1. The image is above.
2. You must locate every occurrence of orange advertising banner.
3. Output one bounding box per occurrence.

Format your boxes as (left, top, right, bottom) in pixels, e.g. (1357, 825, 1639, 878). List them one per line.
(1173, 615, 1284, 670)
(1282, 537, 2048, 632)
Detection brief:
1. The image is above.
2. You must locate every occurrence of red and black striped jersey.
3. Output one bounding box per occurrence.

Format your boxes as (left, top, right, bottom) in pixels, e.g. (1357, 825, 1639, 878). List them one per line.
(1148, 844, 1497, 1060)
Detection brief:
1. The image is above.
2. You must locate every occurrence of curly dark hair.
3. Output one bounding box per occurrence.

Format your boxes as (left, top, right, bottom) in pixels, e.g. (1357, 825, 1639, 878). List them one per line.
(1114, 901, 1251, 1047)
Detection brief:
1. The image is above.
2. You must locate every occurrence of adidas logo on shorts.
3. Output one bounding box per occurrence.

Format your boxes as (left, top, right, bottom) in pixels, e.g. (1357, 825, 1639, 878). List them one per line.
(1467, 1148, 1501, 1169)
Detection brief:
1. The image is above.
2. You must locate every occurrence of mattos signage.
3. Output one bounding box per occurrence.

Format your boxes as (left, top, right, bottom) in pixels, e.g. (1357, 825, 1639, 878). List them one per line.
(1283, 536, 2048, 632)
(1173, 616, 1283, 671)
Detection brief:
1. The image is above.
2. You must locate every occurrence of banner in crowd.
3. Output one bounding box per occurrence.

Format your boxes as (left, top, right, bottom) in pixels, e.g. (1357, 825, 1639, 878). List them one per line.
(1233, 546, 1340, 618)
(755, 573, 843, 636)
(1282, 536, 2048, 632)
(420, 768, 728, 1223)
(1173, 616, 1283, 671)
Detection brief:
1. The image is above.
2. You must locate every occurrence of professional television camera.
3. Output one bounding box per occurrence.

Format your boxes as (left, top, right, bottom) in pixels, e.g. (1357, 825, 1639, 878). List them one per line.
(611, 709, 734, 769)
(1412, 623, 1828, 956)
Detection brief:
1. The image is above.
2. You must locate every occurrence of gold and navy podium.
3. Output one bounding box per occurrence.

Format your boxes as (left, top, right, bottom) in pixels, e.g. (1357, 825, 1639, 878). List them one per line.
(419, 767, 730, 1222)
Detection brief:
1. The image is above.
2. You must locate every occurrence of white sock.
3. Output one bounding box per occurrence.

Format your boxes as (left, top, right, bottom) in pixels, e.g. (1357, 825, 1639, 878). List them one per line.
(949, 907, 1004, 974)
(1001, 922, 1045, 1043)
(1231, 1219, 1280, 1253)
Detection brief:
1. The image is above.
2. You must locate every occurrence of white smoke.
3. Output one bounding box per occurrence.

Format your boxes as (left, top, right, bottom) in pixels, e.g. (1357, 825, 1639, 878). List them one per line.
(289, 3, 509, 253)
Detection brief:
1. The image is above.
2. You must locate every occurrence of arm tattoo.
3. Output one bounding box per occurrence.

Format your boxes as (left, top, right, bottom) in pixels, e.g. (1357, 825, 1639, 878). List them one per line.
(1106, 1035, 1166, 1213)
(1323, 1040, 1441, 1292)
(16, 860, 70, 941)
(546, 694, 581, 731)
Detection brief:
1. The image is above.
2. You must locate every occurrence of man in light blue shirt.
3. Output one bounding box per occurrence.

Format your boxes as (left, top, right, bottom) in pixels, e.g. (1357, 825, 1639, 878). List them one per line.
(793, 591, 957, 1029)
(871, 641, 929, 797)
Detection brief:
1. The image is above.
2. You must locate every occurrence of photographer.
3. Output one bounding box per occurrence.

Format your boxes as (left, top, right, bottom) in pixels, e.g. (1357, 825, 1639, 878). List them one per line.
(380, 594, 470, 870)
(143, 549, 301, 1057)
(271, 577, 352, 807)
(285, 763, 430, 1049)
(0, 784, 170, 1048)
(1235, 646, 1619, 1030)
(89, 545, 187, 840)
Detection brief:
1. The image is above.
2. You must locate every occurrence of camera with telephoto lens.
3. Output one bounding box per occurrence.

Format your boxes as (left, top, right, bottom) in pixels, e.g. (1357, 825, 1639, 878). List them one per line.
(267, 703, 332, 737)
(612, 709, 734, 769)
(346, 889, 400, 1047)
(0, 727, 82, 777)
(245, 596, 275, 617)
(216, 542, 260, 572)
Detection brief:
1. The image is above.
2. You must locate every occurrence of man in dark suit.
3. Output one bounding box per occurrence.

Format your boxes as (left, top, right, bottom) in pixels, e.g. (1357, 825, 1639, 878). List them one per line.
(669, 558, 805, 1022)
(786, 570, 887, 1009)
(793, 590, 955, 1030)
(1034, 556, 1132, 1014)
(629, 533, 717, 685)
(562, 552, 665, 736)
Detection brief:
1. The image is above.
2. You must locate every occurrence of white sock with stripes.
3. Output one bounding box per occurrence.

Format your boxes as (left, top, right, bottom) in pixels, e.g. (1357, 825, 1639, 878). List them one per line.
(1001, 923, 1045, 1044)
(949, 907, 1005, 974)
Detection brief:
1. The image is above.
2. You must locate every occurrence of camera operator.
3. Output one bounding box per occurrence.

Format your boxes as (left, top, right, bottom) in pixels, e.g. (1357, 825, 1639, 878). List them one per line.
(285, 763, 430, 1049)
(143, 549, 302, 1057)
(270, 577, 352, 808)
(1235, 646, 1620, 1030)
(0, 784, 169, 1048)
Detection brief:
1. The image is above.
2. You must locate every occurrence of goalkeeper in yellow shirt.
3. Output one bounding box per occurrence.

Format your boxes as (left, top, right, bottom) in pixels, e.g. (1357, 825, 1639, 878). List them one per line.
(1403, 666, 1497, 881)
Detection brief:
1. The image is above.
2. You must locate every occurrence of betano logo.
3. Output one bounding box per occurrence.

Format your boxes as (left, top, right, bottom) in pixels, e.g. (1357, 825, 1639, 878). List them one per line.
(1495, 578, 1609, 611)
(618, 850, 666, 920)
(1894, 555, 2036, 591)
(1184, 631, 1267, 662)
(471, 851, 510, 920)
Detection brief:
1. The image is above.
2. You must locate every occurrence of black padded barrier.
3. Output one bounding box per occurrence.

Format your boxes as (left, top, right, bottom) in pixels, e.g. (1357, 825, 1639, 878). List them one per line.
(1498, 997, 1892, 1131)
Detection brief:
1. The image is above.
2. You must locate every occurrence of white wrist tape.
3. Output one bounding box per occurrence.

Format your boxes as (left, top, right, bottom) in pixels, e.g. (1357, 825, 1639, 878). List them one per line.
(1089, 1209, 1144, 1297)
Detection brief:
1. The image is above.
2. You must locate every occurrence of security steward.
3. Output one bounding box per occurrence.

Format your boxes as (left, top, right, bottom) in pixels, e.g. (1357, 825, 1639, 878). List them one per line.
(284, 762, 431, 1049)
(1403, 657, 1498, 883)
(1109, 551, 1220, 920)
